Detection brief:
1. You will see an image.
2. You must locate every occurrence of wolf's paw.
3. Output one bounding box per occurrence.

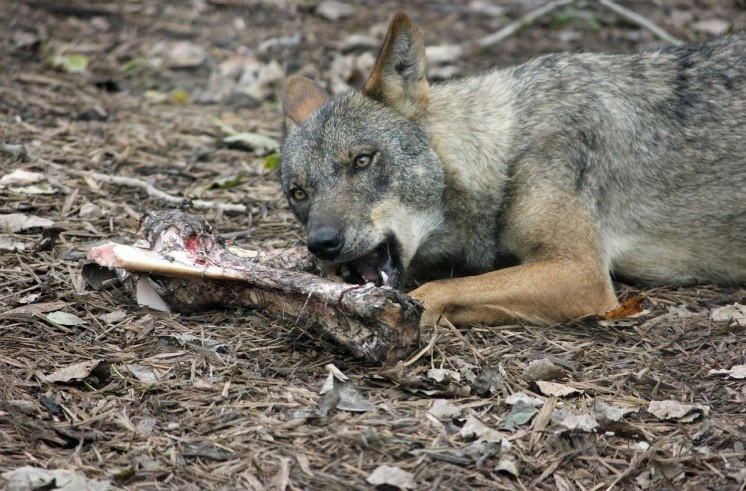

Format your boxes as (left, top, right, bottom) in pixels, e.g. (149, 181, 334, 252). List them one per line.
(409, 282, 449, 327)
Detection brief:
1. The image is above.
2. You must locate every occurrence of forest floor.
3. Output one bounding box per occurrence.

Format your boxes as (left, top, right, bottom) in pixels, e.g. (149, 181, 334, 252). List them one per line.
(1, 1, 745, 489)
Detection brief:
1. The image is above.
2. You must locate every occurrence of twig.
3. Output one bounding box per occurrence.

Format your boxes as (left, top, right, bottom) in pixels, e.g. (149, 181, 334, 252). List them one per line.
(426, 0, 574, 64)
(598, 0, 681, 45)
(477, 0, 575, 49)
(40, 159, 248, 214)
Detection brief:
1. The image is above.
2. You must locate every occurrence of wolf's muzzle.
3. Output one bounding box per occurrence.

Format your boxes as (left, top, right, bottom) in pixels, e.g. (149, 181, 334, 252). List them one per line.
(307, 227, 345, 261)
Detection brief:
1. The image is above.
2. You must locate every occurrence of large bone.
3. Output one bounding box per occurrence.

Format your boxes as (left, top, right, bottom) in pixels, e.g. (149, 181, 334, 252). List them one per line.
(87, 209, 422, 364)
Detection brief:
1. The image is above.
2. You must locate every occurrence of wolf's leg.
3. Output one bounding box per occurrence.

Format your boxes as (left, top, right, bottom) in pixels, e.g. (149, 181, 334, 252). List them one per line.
(409, 189, 619, 326)
(409, 258, 618, 325)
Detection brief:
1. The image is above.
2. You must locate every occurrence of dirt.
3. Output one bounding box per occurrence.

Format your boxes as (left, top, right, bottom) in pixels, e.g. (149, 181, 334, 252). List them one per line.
(1, 1, 745, 489)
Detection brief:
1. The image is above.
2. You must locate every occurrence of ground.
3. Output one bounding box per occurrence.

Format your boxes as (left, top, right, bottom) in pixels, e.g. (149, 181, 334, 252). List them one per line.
(1, 1, 745, 489)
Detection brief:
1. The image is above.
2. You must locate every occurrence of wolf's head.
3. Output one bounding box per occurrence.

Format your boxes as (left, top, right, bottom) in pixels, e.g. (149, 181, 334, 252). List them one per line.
(279, 13, 444, 289)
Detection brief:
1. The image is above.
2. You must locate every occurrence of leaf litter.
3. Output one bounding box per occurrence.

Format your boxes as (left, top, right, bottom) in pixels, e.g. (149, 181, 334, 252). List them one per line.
(1, 1, 744, 489)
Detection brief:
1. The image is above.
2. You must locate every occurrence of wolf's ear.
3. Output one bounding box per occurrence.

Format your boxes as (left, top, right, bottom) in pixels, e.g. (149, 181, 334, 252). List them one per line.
(364, 12, 429, 120)
(282, 76, 329, 133)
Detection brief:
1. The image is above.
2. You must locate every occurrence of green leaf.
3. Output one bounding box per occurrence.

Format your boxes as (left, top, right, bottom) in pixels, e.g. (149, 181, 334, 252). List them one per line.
(223, 132, 279, 151)
(119, 57, 147, 73)
(200, 174, 243, 191)
(212, 117, 238, 136)
(263, 152, 281, 170)
(50, 54, 89, 73)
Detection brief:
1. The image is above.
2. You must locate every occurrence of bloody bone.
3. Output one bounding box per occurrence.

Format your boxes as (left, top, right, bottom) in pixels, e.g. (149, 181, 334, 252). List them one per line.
(87, 209, 422, 364)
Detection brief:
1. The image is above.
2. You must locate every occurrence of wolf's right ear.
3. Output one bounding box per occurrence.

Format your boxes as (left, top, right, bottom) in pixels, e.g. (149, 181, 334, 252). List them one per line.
(282, 76, 329, 134)
(364, 12, 429, 120)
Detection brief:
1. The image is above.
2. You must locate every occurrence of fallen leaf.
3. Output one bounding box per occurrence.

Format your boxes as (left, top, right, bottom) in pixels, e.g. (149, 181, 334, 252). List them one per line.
(504, 391, 545, 407)
(318, 365, 374, 416)
(50, 53, 89, 73)
(428, 399, 462, 419)
(0, 169, 45, 185)
(123, 364, 161, 386)
(43, 359, 103, 383)
(426, 368, 461, 383)
(0, 234, 27, 252)
(460, 415, 505, 443)
(599, 296, 646, 319)
(1, 466, 111, 491)
(263, 152, 280, 170)
(46, 311, 85, 326)
(504, 401, 539, 426)
(523, 358, 566, 382)
(691, 19, 730, 35)
(9, 183, 56, 195)
(710, 303, 746, 326)
(135, 277, 171, 313)
(366, 465, 416, 490)
(0, 213, 54, 233)
(100, 310, 127, 324)
(472, 366, 506, 396)
(593, 399, 640, 422)
(223, 132, 279, 151)
(316, 0, 356, 21)
(495, 458, 520, 477)
(536, 381, 583, 397)
(707, 364, 746, 380)
(182, 441, 233, 461)
(647, 400, 709, 422)
(158, 41, 207, 68)
(552, 410, 598, 434)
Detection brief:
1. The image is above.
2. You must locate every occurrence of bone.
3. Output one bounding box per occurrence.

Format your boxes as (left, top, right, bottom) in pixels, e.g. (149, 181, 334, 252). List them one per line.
(87, 208, 422, 364)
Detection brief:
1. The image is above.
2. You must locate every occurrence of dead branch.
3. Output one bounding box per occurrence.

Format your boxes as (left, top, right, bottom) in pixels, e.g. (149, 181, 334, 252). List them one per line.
(426, 0, 574, 64)
(426, 0, 681, 66)
(598, 0, 682, 45)
(40, 158, 248, 214)
(87, 208, 422, 365)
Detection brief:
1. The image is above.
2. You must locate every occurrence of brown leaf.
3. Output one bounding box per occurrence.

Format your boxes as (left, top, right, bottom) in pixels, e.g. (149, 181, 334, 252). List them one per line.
(599, 296, 645, 320)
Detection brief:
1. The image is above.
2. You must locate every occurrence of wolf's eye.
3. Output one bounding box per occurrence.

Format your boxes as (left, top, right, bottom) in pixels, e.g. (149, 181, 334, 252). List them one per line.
(354, 154, 372, 168)
(290, 187, 306, 201)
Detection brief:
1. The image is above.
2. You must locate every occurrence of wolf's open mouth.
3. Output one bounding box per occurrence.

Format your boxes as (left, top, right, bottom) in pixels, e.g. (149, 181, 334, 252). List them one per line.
(337, 238, 403, 289)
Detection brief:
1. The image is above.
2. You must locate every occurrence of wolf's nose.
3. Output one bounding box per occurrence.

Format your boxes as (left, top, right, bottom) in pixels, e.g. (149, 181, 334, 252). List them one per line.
(307, 228, 345, 260)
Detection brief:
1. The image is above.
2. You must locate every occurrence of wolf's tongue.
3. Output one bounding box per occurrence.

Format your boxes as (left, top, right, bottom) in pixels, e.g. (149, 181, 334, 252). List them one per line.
(356, 250, 380, 283)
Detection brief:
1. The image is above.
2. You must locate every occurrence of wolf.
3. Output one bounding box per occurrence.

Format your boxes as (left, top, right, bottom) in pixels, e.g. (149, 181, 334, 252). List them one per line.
(279, 12, 745, 326)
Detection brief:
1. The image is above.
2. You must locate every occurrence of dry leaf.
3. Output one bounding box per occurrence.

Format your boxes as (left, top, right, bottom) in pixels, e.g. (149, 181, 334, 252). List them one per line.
(46, 311, 85, 326)
(504, 391, 545, 407)
(707, 364, 746, 379)
(710, 303, 746, 326)
(426, 368, 461, 383)
(523, 358, 566, 382)
(1, 466, 111, 491)
(123, 364, 161, 385)
(0, 169, 45, 185)
(593, 399, 640, 422)
(536, 381, 582, 397)
(647, 400, 709, 422)
(459, 415, 505, 443)
(600, 296, 645, 319)
(495, 458, 520, 477)
(366, 465, 416, 490)
(0, 213, 54, 233)
(552, 410, 598, 434)
(428, 399, 462, 419)
(43, 359, 103, 383)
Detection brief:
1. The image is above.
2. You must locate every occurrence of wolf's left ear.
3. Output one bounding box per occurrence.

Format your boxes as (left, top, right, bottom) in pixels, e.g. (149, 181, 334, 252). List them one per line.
(282, 76, 329, 134)
(364, 12, 429, 120)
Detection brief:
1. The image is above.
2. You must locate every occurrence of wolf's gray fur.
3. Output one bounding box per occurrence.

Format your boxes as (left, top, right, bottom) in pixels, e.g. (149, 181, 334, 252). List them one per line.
(280, 14, 745, 324)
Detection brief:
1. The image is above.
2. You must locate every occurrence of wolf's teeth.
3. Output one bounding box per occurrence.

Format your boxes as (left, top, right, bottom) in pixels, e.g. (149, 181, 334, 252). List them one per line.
(380, 271, 389, 286)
